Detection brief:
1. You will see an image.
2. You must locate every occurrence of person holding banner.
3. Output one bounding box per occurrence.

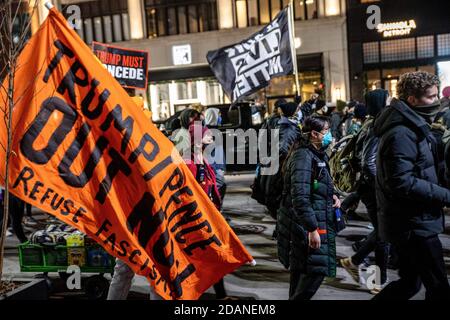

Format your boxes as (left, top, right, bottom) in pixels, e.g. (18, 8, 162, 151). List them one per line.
(277, 116, 340, 300)
(186, 121, 232, 299)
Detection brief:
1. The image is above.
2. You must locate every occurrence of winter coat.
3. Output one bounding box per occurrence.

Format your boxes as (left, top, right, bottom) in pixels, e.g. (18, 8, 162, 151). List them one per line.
(277, 139, 337, 277)
(373, 98, 450, 242)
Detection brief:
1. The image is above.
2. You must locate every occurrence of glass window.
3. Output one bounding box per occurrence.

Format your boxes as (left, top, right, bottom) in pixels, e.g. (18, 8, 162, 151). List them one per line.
(380, 38, 415, 62)
(365, 70, 381, 91)
(218, 0, 234, 29)
(198, 3, 209, 32)
(93, 17, 103, 42)
(236, 0, 248, 28)
(122, 13, 131, 40)
(438, 34, 450, 56)
(178, 6, 187, 34)
(382, 67, 415, 79)
(363, 42, 379, 64)
(271, 0, 280, 20)
(103, 16, 113, 43)
(295, 1, 306, 20)
(306, 0, 318, 19)
(324, 0, 340, 16)
(188, 5, 198, 33)
(84, 18, 94, 44)
(157, 8, 167, 36)
(146, 9, 157, 38)
(248, 0, 258, 26)
(112, 14, 123, 41)
(259, 0, 270, 24)
(417, 36, 434, 59)
(168, 7, 177, 35)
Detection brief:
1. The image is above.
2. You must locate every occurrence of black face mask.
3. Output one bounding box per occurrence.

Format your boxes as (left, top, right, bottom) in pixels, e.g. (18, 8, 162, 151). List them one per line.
(411, 101, 442, 123)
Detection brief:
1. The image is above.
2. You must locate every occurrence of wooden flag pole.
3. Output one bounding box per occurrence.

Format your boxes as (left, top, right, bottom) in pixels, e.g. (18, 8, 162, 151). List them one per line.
(288, 0, 300, 98)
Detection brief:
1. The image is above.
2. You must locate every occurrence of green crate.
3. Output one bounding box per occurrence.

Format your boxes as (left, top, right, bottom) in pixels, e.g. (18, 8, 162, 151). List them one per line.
(44, 246, 68, 266)
(18, 241, 115, 273)
(20, 245, 44, 266)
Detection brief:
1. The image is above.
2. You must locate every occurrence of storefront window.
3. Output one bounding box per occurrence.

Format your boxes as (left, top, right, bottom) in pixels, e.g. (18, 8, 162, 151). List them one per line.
(438, 34, 450, 56)
(363, 42, 379, 64)
(365, 70, 381, 91)
(149, 78, 228, 121)
(380, 38, 415, 62)
(417, 36, 434, 59)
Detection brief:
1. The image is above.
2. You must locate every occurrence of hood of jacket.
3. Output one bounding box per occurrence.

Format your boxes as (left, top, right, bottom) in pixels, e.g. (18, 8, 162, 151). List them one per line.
(365, 89, 388, 118)
(204, 108, 220, 126)
(373, 98, 431, 140)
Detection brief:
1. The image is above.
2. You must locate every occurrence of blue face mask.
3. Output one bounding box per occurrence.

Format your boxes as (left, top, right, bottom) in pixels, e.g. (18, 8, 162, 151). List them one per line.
(322, 131, 333, 148)
(217, 116, 222, 125)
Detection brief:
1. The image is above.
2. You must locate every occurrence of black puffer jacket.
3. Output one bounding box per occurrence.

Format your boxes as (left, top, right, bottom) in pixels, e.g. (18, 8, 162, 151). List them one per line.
(277, 139, 337, 277)
(374, 98, 450, 242)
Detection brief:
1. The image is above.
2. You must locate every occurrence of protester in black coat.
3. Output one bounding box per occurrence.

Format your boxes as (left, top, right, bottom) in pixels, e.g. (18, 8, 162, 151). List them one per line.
(373, 71, 450, 300)
(277, 116, 341, 300)
(340, 89, 390, 292)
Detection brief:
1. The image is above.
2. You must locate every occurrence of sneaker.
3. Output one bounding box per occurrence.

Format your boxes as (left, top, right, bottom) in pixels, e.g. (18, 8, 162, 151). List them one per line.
(6, 229, 13, 237)
(370, 283, 387, 295)
(23, 217, 39, 227)
(340, 257, 360, 284)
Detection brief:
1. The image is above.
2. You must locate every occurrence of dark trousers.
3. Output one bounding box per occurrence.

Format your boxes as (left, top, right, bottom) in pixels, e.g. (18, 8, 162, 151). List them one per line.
(373, 234, 450, 301)
(289, 270, 325, 300)
(351, 184, 390, 284)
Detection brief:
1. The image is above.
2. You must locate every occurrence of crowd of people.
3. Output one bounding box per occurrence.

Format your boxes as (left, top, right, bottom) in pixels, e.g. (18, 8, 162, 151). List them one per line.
(255, 71, 450, 300)
(2, 71, 450, 301)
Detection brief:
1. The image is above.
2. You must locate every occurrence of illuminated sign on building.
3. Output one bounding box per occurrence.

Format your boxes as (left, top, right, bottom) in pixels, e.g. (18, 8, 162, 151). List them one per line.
(377, 20, 417, 38)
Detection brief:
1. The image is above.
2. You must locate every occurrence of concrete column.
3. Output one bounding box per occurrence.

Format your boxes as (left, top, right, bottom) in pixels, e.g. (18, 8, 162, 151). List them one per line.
(128, 0, 144, 40)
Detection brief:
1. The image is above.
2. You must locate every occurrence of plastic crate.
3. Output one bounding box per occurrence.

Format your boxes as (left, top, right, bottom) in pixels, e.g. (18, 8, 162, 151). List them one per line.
(18, 242, 115, 273)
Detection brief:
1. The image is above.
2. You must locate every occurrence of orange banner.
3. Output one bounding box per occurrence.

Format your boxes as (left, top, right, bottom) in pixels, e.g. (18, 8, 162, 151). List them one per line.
(0, 8, 253, 300)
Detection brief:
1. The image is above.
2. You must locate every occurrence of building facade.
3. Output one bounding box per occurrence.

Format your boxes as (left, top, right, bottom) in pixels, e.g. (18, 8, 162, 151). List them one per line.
(34, 0, 350, 122)
(347, 0, 450, 101)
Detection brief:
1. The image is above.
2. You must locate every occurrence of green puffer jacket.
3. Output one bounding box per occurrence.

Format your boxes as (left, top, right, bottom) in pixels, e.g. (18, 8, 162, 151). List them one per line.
(277, 140, 337, 277)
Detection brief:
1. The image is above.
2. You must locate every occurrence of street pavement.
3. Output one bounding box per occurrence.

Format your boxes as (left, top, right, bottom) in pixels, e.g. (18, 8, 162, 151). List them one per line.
(3, 173, 450, 300)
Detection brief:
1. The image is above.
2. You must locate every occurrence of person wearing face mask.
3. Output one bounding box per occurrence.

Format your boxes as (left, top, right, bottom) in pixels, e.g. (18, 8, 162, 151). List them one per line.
(277, 116, 340, 300)
(373, 71, 450, 300)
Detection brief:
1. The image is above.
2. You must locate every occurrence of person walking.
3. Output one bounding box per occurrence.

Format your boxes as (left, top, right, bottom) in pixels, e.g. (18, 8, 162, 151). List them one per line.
(340, 89, 391, 294)
(373, 71, 450, 300)
(277, 116, 341, 300)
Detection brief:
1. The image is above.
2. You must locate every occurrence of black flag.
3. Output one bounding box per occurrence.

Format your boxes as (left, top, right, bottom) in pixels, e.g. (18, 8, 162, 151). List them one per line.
(207, 7, 294, 102)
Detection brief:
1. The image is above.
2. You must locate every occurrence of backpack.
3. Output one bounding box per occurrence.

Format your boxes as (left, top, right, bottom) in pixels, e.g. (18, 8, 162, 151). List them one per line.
(329, 134, 360, 194)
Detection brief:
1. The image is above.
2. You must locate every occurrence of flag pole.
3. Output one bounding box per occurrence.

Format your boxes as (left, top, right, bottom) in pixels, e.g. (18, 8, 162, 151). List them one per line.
(288, 0, 300, 98)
